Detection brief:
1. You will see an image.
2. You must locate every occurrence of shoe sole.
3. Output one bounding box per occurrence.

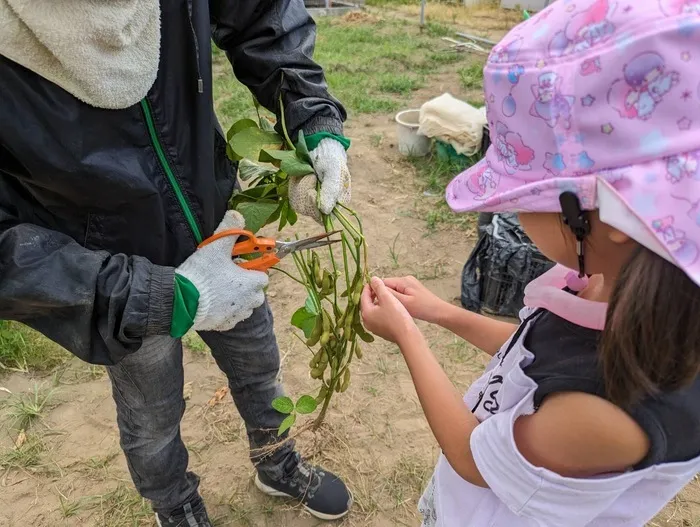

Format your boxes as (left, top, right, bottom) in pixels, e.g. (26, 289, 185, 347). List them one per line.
(254, 474, 353, 521)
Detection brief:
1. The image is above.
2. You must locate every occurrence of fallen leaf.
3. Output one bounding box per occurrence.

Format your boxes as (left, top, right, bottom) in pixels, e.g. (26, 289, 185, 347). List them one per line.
(207, 386, 229, 406)
(14, 429, 26, 448)
(183, 382, 194, 401)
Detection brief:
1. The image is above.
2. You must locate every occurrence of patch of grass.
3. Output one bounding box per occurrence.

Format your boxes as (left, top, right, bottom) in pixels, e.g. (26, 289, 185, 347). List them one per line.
(423, 21, 452, 38)
(0, 321, 71, 374)
(386, 454, 432, 508)
(77, 451, 119, 480)
(4, 383, 57, 431)
(183, 331, 209, 355)
(389, 233, 402, 268)
(370, 133, 384, 147)
(458, 62, 485, 91)
(0, 433, 45, 469)
(227, 493, 257, 526)
(379, 74, 422, 95)
(427, 51, 465, 66)
(408, 154, 482, 231)
(87, 484, 152, 527)
(58, 492, 97, 519)
(212, 17, 471, 123)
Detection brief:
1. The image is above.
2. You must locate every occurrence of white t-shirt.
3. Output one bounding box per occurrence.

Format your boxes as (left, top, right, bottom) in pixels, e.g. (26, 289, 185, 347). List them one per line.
(419, 267, 700, 527)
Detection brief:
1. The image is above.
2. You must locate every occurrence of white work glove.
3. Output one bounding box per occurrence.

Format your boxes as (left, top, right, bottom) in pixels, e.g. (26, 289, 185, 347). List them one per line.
(176, 211, 268, 332)
(289, 138, 351, 221)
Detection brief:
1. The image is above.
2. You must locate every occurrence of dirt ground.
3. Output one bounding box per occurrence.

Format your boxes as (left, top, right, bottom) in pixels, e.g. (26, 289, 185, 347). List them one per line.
(1, 12, 699, 527)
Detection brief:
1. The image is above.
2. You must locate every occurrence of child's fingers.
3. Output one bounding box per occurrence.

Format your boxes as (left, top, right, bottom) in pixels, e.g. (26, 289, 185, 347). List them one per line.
(369, 276, 390, 301)
(360, 283, 376, 313)
(382, 277, 409, 294)
(387, 288, 411, 304)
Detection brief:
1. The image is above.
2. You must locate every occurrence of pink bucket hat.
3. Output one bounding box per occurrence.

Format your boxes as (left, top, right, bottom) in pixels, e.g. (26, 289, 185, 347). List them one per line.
(446, 0, 700, 284)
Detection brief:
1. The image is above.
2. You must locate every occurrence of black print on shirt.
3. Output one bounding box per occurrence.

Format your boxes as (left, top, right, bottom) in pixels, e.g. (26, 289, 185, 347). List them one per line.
(476, 375, 503, 415)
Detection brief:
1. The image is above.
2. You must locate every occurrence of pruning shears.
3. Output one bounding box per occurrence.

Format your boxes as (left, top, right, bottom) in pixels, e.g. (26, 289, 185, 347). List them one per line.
(198, 229, 342, 272)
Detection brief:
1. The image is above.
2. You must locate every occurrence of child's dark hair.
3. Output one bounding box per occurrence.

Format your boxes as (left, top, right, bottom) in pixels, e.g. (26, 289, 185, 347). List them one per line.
(601, 246, 700, 406)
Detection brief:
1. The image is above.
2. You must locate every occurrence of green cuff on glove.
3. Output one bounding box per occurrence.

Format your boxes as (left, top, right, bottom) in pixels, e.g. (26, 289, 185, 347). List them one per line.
(305, 132, 351, 152)
(170, 273, 200, 338)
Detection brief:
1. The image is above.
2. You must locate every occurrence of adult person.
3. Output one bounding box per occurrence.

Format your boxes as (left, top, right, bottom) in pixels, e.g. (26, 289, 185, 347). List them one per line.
(0, 1, 353, 525)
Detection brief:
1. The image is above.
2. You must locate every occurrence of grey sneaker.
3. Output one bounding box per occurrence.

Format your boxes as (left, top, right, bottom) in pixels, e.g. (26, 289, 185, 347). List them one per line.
(155, 496, 212, 527)
(255, 452, 352, 520)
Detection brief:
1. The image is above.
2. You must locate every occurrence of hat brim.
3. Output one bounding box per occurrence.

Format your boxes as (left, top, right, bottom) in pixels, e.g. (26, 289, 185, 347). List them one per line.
(446, 154, 598, 214)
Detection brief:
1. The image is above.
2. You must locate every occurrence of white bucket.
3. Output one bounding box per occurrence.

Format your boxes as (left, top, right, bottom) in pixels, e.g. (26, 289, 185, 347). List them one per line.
(395, 109, 431, 157)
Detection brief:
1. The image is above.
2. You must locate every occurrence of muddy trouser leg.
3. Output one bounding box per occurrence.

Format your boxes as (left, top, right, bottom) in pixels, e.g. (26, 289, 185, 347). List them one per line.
(198, 301, 295, 481)
(107, 334, 199, 516)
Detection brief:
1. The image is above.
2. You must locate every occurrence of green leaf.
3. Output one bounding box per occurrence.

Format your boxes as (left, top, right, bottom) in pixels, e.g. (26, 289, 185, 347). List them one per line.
(260, 149, 315, 178)
(267, 202, 284, 225)
(260, 118, 276, 132)
(238, 159, 277, 182)
(272, 396, 294, 414)
(291, 307, 318, 338)
(287, 205, 298, 226)
(235, 201, 279, 233)
(304, 295, 319, 316)
(277, 413, 296, 436)
(230, 127, 282, 162)
(279, 201, 289, 231)
(296, 130, 312, 164)
(295, 395, 318, 415)
(227, 119, 258, 142)
(239, 184, 277, 199)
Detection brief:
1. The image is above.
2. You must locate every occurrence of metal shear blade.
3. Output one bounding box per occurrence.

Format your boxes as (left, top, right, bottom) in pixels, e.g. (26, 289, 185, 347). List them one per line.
(275, 230, 342, 259)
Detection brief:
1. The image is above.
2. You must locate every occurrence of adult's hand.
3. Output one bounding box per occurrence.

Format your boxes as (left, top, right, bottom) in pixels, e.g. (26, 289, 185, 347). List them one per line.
(289, 138, 351, 221)
(175, 211, 268, 332)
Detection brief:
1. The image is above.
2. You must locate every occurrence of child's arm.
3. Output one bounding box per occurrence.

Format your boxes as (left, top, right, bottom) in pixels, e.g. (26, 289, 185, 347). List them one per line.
(397, 325, 488, 486)
(360, 277, 650, 488)
(382, 276, 517, 356)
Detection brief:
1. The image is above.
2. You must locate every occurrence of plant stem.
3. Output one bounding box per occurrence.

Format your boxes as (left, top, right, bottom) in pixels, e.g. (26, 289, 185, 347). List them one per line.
(323, 215, 339, 309)
(277, 94, 295, 150)
(314, 378, 336, 429)
(270, 266, 306, 286)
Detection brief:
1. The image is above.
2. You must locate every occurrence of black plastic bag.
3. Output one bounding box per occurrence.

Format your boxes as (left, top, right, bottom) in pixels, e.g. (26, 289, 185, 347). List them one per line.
(461, 213, 553, 318)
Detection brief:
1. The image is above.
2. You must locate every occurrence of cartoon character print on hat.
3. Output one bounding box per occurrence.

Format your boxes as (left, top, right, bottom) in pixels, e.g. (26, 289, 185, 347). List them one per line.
(607, 52, 680, 120)
(530, 72, 576, 129)
(494, 121, 535, 175)
(489, 37, 523, 64)
(658, 0, 700, 16)
(445, 162, 503, 206)
(652, 215, 699, 265)
(666, 152, 700, 182)
(548, 0, 618, 58)
(454, 162, 501, 202)
(502, 65, 525, 117)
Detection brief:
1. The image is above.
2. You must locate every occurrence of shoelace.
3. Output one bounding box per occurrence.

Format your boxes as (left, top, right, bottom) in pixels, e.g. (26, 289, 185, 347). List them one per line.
(281, 455, 324, 499)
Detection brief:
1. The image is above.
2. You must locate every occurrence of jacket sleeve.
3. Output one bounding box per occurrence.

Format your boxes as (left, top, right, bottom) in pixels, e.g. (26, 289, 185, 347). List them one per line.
(210, 0, 347, 139)
(0, 207, 175, 366)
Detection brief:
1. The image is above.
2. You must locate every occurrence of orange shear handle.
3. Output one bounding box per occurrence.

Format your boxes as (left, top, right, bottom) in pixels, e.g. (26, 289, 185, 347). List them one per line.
(197, 228, 280, 272)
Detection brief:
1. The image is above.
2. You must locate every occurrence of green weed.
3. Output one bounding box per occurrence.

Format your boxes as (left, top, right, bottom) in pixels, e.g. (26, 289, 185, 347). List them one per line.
(5, 383, 57, 431)
(0, 321, 70, 374)
(458, 62, 485, 91)
(0, 433, 45, 469)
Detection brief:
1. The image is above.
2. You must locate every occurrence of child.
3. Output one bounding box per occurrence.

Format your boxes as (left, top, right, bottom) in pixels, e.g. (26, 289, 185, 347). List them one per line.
(359, 1, 700, 525)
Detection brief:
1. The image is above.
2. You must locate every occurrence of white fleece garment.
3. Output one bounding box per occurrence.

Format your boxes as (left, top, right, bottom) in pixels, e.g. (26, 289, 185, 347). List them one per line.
(0, 0, 161, 109)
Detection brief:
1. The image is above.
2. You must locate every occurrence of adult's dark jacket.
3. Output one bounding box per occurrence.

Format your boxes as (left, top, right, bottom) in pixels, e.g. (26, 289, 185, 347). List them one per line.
(0, 0, 346, 365)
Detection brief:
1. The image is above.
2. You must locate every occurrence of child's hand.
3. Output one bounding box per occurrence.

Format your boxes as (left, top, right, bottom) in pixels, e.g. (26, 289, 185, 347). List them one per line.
(360, 277, 419, 345)
(382, 276, 448, 324)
